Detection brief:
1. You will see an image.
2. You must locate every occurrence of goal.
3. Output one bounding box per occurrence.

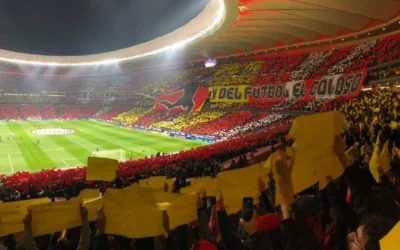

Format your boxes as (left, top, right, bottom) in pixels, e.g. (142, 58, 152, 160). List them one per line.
(92, 149, 126, 162)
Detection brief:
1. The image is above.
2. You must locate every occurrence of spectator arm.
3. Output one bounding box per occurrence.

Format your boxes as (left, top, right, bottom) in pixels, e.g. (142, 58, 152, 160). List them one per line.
(23, 224, 39, 250)
(197, 208, 215, 244)
(280, 202, 321, 250)
(76, 216, 91, 250)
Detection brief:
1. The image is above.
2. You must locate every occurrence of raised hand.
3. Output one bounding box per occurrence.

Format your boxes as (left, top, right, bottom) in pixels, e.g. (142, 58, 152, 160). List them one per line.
(273, 150, 294, 181)
(79, 203, 88, 219)
(216, 191, 224, 206)
(96, 205, 106, 235)
(196, 193, 204, 209)
(274, 150, 295, 214)
(23, 210, 32, 226)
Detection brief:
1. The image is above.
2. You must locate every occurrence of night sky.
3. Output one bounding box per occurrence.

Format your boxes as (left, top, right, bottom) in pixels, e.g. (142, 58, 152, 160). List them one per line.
(0, 0, 209, 56)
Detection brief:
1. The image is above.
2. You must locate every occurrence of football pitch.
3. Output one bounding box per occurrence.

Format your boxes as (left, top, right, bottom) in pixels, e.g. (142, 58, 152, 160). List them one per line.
(0, 120, 206, 175)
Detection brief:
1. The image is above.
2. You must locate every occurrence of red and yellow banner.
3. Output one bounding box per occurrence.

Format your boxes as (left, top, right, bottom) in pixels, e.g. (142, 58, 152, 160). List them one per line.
(209, 69, 367, 103)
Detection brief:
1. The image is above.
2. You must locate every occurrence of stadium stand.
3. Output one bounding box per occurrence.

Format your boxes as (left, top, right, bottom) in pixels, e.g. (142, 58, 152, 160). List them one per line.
(136, 110, 185, 127)
(95, 106, 131, 120)
(183, 111, 252, 137)
(40, 105, 58, 119)
(112, 108, 151, 124)
(152, 111, 226, 131)
(0, 105, 20, 120)
(1, 29, 400, 250)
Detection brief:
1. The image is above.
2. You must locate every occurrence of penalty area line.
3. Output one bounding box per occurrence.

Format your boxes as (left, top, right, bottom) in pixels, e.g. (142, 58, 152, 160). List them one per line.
(61, 159, 70, 168)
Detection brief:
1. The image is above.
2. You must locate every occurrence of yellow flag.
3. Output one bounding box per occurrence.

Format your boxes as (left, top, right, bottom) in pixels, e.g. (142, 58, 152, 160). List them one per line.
(156, 193, 197, 229)
(369, 146, 381, 183)
(139, 176, 167, 189)
(102, 188, 136, 238)
(380, 221, 400, 250)
(0, 198, 50, 237)
(285, 147, 294, 158)
(83, 197, 103, 222)
(103, 186, 165, 238)
(289, 112, 345, 191)
(125, 184, 165, 238)
(180, 177, 218, 196)
(344, 142, 359, 165)
(86, 157, 118, 182)
(378, 140, 391, 173)
(289, 112, 344, 147)
(217, 164, 262, 214)
(390, 121, 398, 130)
(262, 152, 277, 171)
(394, 147, 400, 157)
(79, 189, 101, 201)
(29, 199, 82, 236)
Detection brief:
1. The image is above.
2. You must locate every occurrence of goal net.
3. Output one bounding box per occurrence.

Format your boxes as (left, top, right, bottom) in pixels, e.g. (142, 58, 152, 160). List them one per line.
(92, 149, 126, 162)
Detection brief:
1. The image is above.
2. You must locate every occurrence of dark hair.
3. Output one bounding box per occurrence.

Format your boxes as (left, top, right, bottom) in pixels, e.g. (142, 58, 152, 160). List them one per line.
(357, 187, 400, 222)
(362, 214, 396, 250)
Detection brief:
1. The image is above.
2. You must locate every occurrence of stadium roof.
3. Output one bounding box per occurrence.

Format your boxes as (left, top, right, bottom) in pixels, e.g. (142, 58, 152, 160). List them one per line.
(0, 0, 399, 67)
(193, 0, 400, 58)
(0, 0, 209, 57)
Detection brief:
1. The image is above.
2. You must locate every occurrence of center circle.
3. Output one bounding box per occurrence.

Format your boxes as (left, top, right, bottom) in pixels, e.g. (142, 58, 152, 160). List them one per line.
(31, 128, 76, 135)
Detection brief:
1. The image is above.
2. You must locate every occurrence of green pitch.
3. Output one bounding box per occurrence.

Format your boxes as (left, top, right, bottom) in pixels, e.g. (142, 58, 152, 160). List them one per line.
(0, 120, 206, 175)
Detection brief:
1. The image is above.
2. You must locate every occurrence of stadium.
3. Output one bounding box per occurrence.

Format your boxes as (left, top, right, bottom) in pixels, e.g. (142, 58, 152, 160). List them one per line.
(1, 0, 400, 249)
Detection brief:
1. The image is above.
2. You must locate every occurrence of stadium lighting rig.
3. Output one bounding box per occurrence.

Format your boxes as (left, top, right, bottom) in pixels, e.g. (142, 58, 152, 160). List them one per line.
(0, 0, 226, 67)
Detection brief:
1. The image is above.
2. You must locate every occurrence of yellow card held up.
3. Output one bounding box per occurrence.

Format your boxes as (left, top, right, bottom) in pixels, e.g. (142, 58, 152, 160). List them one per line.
(380, 221, 400, 250)
(0, 198, 50, 237)
(217, 164, 262, 214)
(103, 188, 136, 238)
(79, 189, 101, 201)
(83, 197, 103, 222)
(390, 121, 398, 130)
(29, 199, 82, 236)
(378, 140, 391, 173)
(156, 193, 197, 229)
(180, 177, 218, 196)
(287, 112, 345, 191)
(369, 146, 381, 183)
(103, 187, 165, 238)
(86, 157, 118, 182)
(125, 185, 165, 238)
(288, 111, 344, 147)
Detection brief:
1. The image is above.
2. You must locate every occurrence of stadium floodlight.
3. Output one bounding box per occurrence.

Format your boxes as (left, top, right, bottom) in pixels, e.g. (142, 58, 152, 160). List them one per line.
(0, 0, 226, 67)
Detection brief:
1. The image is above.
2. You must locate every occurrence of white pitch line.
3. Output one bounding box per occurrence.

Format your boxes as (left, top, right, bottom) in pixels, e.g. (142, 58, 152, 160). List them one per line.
(61, 159, 69, 167)
(7, 153, 14, 173)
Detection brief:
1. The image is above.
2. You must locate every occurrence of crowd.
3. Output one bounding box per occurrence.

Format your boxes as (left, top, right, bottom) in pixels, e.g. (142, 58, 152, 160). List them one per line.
(1, 87, 400, 250)
(96, 107, 132, 121)
(112, 108, 151, 125)
(182, 112, 252, 137)
(309, 46, 355, 79)
(291, 51, 332, 80)
(136, 110, 185, 127)
(346, 33, 400, 72)
(152, 112, 225, 132)
(2, 31, 400, 250)
(0, 105, 109, 121)
(369, 62, 400, 81)
(213, 113, 291, 138)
